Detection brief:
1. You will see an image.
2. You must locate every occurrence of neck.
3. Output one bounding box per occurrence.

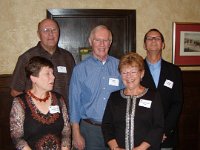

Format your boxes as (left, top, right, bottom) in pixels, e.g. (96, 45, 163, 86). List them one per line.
(93, 53, 108, 62)
(41, 43, 56, 55)
(28, 90, 50, 102)
(124, 85, 145, 96)
(146, 53, 161, 64)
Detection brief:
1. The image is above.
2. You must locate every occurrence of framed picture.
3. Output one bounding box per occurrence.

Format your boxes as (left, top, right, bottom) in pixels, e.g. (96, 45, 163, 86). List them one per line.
(172, 22, 200, 66)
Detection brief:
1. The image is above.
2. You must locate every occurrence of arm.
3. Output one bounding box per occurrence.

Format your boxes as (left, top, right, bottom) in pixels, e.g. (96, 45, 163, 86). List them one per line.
(10, 55, 29, 96)
(60, 97, 71, 150)
(107, 139, 125, 150)
(134, 142, 150, 150)
(164, 67, 183, 137)
(10, 98, 31, 150)
(102, 97, 125, 149)
(72, 123, 85, 150)
(142, 92, 164, 148)
(69, 67, 85, 150)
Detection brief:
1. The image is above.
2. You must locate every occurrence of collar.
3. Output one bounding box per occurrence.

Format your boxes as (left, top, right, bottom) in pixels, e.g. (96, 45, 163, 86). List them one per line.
(37, 42, 61, 55)
(146, 58, 161, 69)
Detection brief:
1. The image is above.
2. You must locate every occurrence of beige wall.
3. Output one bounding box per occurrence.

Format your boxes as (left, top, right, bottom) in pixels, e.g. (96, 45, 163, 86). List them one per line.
(1, 0, 200, 74)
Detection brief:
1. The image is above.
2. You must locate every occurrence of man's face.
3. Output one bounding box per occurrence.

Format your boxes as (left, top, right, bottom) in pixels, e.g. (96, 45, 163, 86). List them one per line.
(38, 20, 59, 52)
(144, 31, 164, 54)
(89, 28, 112, 61)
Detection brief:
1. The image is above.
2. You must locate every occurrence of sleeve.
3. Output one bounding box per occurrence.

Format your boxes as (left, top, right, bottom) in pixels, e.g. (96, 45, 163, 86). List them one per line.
(69, 67, 82, 123)
(164, 67, 183, 136)
(10, 55, 29, 92)
(60, 97, 71, 149)
(10, 98, 29, 149)
(101, 97, 116, 144)
(144, 92, 164, 148)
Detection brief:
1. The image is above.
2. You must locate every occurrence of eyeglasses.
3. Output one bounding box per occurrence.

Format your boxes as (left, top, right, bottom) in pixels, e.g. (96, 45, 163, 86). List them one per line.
(40, 28, 58, 34)
(93, 39, 111, 44)
(146, 36, 162, 41)
(121, 69, 140, 77)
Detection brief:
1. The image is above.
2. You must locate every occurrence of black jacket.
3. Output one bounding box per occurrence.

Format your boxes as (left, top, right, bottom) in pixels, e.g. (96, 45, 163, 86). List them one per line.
(141, 59, 183, 148)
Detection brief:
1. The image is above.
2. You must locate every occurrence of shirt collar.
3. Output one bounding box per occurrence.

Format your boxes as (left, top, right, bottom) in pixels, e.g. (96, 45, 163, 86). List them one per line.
(146, 58, 161, 69)
(37, 41, 61, 55)
(91, 55, 110, 64)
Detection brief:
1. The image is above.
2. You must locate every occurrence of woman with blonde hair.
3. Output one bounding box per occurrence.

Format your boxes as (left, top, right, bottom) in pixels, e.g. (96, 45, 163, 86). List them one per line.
(102, 52, 164, 150)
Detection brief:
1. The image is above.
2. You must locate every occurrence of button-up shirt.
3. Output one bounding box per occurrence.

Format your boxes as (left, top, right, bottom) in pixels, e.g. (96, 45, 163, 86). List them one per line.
(69, 55, 123, 123)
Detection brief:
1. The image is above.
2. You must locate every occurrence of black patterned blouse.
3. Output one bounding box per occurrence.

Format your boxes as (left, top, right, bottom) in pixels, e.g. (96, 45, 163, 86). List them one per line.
(10, 92, 71, 150)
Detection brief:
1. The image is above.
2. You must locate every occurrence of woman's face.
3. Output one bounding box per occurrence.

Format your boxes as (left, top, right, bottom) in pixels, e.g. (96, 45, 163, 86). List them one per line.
(120, 65, 144, 90)
(31, 66, 55, 92)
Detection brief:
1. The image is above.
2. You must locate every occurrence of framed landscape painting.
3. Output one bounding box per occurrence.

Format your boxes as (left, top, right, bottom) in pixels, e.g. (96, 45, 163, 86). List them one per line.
(172, 22, 200, 66)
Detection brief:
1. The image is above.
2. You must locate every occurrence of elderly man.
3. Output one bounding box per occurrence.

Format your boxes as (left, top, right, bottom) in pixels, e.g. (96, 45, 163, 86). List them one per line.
(10, 18, 75, 102)
(69, 25, 124, 150)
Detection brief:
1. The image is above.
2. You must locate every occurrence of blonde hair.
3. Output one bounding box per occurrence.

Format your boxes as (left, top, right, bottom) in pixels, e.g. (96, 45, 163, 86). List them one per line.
(119, 52, 144, 73)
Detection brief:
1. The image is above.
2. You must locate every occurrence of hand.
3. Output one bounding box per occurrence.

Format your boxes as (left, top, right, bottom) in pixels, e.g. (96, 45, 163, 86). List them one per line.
(133, 141, 150, 150)
(72, 132, 85, 150)
(162, 134, 167, 142)
(22, 145, 32, 150)
(133, 146, 147, 150)
(61, 146, 70, 150)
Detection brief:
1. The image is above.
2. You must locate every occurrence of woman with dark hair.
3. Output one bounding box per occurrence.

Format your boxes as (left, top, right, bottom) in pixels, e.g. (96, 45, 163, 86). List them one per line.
(10, 56, 71, 150)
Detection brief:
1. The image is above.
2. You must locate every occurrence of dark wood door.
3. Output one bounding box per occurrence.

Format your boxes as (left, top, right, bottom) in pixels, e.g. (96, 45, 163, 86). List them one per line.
(47, 9, 136, 63)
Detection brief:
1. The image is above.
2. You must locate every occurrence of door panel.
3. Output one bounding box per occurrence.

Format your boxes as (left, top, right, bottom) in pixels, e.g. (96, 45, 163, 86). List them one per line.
(47, 9, 136, 63)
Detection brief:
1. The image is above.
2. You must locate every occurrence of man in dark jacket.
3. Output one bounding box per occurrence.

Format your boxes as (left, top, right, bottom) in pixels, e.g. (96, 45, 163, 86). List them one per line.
(141, 28, 183, 150)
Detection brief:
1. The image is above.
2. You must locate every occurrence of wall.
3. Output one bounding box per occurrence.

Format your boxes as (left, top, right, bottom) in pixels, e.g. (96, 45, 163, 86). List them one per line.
(0, 0, 200, 74)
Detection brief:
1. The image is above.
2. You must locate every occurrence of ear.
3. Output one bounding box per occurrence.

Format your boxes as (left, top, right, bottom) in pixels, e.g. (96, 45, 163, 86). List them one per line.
(89, 38, 92, 47)
(30, 75, 37, 83)
(162, 43, 165, 49)
(141, 70, 145, 79)
(37, 31, 41, 40)
(143, 43, 147, 50)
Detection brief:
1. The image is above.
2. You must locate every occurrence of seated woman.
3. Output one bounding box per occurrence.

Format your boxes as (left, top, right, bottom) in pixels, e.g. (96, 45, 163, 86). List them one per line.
(102, 52, 164, 150)
(10, 56, 71, 150)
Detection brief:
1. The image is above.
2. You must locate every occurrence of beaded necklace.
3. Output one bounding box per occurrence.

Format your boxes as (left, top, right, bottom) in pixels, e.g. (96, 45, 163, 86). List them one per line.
(27, 90, 50, 102)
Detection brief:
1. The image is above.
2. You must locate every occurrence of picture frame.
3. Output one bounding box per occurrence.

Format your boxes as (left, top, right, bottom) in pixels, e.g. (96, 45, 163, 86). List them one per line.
(172, 22, 200, 66)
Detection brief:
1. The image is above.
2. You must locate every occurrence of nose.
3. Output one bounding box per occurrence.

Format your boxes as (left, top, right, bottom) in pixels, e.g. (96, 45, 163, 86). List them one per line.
(51, 74, 55, 80)
(48, 30, 54, 35)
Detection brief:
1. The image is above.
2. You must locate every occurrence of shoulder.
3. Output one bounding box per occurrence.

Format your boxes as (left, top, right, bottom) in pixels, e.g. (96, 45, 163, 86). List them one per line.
(14, 93, 27, 108)
(18, 44, 40, 60)
(144, 88, 159, 100)
(74, 56, 93, 70)
(58, 47, 74, 58)
(162, 59, 181, 71)
(108, 56, 119, 63)
(109, 90, 122, 101)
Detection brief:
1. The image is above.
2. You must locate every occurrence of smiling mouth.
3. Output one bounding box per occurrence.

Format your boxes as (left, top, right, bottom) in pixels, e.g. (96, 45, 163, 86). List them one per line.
(127, 79, 135, 83)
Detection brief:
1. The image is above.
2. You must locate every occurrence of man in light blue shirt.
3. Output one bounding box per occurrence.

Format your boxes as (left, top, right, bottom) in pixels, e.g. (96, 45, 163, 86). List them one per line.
(146, 59, 161, 88)
(69, 25, 123, 150)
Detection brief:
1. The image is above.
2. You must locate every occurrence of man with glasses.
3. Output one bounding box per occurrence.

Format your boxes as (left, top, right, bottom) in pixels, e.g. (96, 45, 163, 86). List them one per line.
(69, 25, 123, 150)
(141, 28, 183, 150)
(10, 18, 75, 103)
